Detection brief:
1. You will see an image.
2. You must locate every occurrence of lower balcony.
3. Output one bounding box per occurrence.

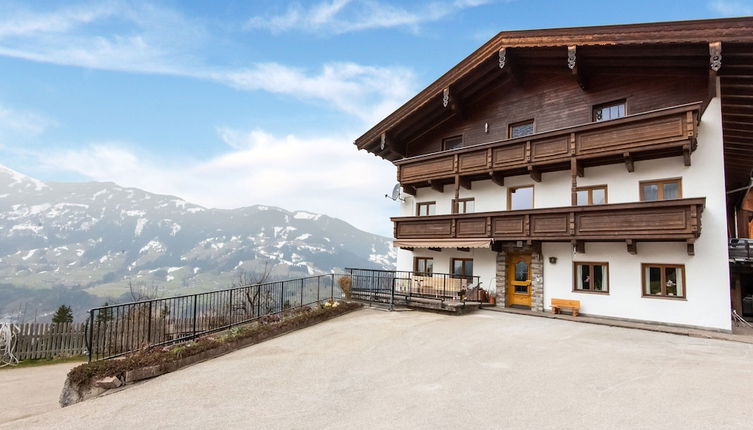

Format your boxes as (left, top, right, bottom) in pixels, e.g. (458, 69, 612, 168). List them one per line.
(391, 198, 705, 255)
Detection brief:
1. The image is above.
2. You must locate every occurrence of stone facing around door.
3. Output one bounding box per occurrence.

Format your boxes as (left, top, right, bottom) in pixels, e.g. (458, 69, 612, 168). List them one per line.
(494, 244, 544, 311)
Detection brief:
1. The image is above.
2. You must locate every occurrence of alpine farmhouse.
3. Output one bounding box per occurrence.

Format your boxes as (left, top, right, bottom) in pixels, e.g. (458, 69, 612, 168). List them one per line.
(354, 17, 753, 331)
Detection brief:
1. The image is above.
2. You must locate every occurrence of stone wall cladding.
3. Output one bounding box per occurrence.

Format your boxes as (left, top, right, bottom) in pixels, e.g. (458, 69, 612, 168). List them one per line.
(495, 251, 507, 306)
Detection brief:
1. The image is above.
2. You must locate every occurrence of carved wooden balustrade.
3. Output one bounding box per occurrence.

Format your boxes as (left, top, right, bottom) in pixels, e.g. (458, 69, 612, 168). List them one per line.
(395, 103, 700, 190)
(392, 198, 705, 255)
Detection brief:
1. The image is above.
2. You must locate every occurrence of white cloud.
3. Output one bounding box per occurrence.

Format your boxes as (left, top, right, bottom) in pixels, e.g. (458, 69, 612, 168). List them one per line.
(0, 2, 416, 124)
(37, 129, 397, 235)
(0, 104, 56, 139)
(246, 0, 496, 34)
(709, 0, 753, 15)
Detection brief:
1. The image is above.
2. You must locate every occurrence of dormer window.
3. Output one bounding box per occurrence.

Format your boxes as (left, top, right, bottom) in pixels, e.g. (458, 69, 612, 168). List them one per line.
(443, 136, 463, 151)
(508, 120, 534, 139)
(593, 100, 626, 122)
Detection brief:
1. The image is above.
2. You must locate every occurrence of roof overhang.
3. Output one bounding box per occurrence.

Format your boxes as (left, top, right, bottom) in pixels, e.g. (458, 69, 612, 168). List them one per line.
(393, 239, 492, 249)
(354, 17, 753, 191)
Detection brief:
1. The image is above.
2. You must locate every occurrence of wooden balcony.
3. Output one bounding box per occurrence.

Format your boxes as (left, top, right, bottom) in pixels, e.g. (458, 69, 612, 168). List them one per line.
(395, 103, 700, 190)
(391, 198, 705, 255)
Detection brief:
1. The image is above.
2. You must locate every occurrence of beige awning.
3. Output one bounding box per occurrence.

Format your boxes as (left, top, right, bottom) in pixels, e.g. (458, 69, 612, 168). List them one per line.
(393, 239, 492, 249)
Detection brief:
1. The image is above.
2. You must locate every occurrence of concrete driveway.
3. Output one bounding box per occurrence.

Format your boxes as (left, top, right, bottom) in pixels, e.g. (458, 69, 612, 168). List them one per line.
(0, 362, 81, 426)
(5, 308, 753, 429)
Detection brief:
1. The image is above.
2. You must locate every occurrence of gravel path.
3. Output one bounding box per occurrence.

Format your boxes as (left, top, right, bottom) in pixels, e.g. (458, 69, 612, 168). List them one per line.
(5, 308, 753, 429)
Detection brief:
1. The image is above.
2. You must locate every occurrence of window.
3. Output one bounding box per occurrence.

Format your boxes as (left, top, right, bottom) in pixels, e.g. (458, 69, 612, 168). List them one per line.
(451, 258, 474, 282)
(508, 186, 534, 210)
(508, 120, 534, 139)
(593, 100, 626, 122)
(443, 136, 463, 151)
(642, 264, 685, 298)
(414, 257, 433, 275)
(416, 201, 436, 216)
(573, 262, 609, 293)
(640, 179, 682, 202)
(453, 198, 475, 214)
(575, 185, 608, 206)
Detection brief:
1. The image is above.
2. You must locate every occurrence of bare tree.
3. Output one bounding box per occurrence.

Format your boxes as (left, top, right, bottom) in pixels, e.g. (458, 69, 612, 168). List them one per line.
(231, 260, 276, 319)
(128, 279, 162, 302)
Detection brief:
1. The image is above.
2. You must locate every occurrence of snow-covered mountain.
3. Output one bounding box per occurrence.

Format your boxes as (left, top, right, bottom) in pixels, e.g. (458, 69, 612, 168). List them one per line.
(0, 165, 395, 320)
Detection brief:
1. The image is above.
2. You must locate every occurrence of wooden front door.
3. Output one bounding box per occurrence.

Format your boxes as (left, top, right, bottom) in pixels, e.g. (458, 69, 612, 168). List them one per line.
(507, 254, 532, 307)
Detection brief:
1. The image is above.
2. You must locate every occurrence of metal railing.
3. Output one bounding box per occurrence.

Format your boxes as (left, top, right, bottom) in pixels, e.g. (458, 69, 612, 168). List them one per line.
(730, 238, 753, 262)
(86, 274, 344, 362)
(346, 268, 483, 306)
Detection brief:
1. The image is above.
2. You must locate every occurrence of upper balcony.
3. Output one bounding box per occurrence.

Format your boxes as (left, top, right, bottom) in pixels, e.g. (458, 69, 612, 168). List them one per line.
(395, 103, 700, 192)
(392, 198, 705, 255)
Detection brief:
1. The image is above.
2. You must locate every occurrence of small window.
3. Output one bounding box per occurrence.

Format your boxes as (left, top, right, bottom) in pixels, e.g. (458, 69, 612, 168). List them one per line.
(508, 186, 534, 210)
(453, 198, 475, 214)
(443, 136, 463, 151)
(575, 185, 608, 206)
(414, 257, 433, 275)
(416, 201, 436, 216)
(593, 100, 626, 122)
(642, 264, 685, 298)
(508, 120, 534, 139)
(640, 179, 682, 202)
(451, 258, 474, 282)
(574, 262, 609, 293)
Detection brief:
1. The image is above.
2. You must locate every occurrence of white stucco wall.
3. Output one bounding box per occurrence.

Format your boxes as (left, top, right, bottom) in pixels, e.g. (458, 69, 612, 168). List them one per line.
(395, 97, 730, 330)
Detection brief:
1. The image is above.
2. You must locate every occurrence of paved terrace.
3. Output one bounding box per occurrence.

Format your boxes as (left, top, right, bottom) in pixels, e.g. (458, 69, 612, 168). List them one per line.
(4, 308, 753, 429)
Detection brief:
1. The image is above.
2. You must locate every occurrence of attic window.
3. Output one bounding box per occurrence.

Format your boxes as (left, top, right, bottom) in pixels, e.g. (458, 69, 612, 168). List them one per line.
(443, 136, 463, 151)
(509, 120, 534, 139)
(593, 100, 626, 122)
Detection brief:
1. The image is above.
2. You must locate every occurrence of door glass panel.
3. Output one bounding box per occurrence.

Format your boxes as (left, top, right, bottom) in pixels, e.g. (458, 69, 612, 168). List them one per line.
(642, 184, 659, 201)
(514, 260, 529, 282)
(510, 187, 534, 210)
(663, 183, 679, 200)
(592, 189, 606, 205)
(514, 284, 528, 294)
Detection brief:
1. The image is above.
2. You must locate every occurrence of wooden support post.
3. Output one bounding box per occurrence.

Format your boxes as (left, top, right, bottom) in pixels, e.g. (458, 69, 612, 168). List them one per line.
(429, 180, 444, 193)
(623, 152, 634, 173)
(683, 144, 692, 167)
(458, 175, 472, 190)
(571, 158, 584, 177)
(571, 240, 585, 254)
(490, 171, 504, 186)
(687, 240, 695, 256)
(568, 45, 588, 90)
(528, 165, 541, 182)
(626, 239, 637, 255)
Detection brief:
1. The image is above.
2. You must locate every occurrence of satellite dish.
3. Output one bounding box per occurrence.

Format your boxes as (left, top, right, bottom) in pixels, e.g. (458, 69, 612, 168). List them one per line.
(385, 183, 405, 202)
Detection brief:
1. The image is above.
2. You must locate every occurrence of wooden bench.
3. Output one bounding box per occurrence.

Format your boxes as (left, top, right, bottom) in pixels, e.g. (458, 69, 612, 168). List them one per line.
(551, 298, 580, 317)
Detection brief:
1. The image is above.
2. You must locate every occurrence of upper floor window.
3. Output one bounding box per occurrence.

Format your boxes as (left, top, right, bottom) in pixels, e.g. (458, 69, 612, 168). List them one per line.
(509, 186, 534, 210)
(640, 178, 682, 202)
(508, 120, 534, 139)
(453, 198, 475, 214)
(642, 263, 685, 299)
(443, 136, 463, 151)
(593, 100, 626, 122)
(416, 201, 436, 216)
(576, 185, 607, 206)
(414, 257, 433, 275)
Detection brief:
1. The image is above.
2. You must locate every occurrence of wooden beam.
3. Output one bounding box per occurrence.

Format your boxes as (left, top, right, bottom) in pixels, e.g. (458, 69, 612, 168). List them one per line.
(571, 240, 585, 254)
(687, 240, 695, 256)
(381, 132, 405, 157)
(402, 184, 417, 196)
(489, 171, 504, 187)
(457, 247, 470, 252)
(428, 247, 442, 252)
(683, 144, 692, 167)
(458, 175, 472, 190)
(528, 166, 542, 182)
(429, 180, 444, 193)
(710, 41, 722, 73)
(623, 152, 635, 173)
(571, 158, 584, 178)
(626, 239, 637, 255)
(568, 45, 588, 90)
(527, 240, 542, 254)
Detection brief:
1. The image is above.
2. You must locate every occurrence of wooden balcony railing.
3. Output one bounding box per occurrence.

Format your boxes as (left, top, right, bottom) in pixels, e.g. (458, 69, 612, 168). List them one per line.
(395, 103, 700, 187)
(391, 198, 705, 255)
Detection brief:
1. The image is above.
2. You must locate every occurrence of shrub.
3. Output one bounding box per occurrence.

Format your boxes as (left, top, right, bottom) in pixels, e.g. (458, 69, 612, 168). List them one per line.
(338, 276, 353, 300)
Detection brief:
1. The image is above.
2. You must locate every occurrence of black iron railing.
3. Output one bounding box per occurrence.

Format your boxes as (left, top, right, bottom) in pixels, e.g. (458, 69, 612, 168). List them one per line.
(86, 274, 345, 362)
(346, 268, 483, 305)
(730, 238, 753, 261)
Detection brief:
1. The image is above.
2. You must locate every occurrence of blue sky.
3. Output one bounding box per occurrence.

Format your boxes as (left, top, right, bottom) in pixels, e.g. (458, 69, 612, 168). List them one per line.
(0, 0, 750, 235)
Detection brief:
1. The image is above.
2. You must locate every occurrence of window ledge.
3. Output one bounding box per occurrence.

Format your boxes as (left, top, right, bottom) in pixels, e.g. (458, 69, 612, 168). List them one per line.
(572, 289, 609, 295)
(641, 294, 687, 301)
